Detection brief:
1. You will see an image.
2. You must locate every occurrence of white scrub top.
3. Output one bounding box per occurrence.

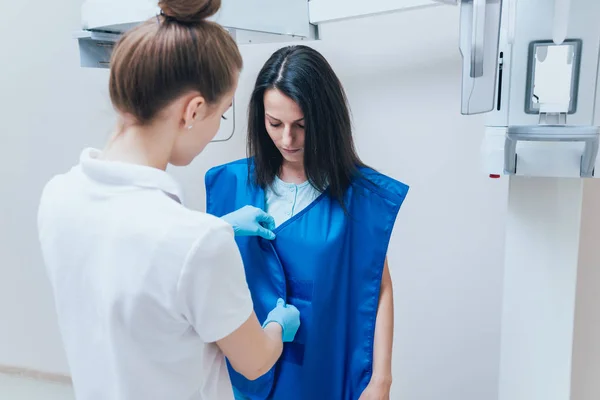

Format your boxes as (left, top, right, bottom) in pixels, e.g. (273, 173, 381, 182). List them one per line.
(37, 148, 253, 400)
(265, 176, 322, 227)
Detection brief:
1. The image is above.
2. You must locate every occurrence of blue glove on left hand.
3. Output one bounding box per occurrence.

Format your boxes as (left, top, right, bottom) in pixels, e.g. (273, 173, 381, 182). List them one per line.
(221, 206, 276, 240)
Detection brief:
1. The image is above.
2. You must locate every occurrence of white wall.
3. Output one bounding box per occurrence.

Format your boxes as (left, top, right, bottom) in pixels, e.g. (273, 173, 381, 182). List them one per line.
(1, 0, 114, 375)
(1, 2, 508, 399)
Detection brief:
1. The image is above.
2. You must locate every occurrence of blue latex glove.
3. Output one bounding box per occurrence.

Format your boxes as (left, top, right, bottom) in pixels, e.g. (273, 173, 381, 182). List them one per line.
(221, 206, 276, 240)
(262, 298, 301, 343)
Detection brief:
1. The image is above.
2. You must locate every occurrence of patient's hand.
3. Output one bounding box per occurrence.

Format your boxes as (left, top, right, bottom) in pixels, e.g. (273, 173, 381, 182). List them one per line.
(358, 376, 391, 400)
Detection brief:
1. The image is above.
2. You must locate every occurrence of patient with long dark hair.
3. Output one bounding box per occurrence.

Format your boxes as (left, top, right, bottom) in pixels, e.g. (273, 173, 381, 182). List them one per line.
(205, 45, 409, 400)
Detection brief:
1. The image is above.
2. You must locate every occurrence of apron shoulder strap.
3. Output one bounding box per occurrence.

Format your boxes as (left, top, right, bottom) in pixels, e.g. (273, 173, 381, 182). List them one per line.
(354, 167, 410, 208)
(205, 158, 259, 217)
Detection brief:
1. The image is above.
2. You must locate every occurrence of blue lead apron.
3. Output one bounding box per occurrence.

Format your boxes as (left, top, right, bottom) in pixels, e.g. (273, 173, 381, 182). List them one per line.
(205, 159, 409, 400)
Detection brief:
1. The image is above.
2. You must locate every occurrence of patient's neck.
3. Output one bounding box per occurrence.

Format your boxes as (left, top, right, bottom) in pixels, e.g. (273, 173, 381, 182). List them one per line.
(279, 161, 307, 184)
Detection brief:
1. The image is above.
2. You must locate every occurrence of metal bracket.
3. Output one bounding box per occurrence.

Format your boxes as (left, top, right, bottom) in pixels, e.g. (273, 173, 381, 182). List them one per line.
(504, 125, 600, 177)
(539, 110, 567, 125)
(75, 30, 118, 68)
(211, 99, 236, 143)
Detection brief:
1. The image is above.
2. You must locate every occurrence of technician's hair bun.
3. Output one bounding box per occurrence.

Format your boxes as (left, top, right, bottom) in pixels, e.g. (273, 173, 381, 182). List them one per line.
(158, 0, 221, 23)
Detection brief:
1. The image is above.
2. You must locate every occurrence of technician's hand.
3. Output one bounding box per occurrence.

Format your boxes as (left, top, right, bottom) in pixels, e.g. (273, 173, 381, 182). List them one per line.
(262, 298, 301, 343)
(358, 377, 391, 400)
(221, 206, 276, 240)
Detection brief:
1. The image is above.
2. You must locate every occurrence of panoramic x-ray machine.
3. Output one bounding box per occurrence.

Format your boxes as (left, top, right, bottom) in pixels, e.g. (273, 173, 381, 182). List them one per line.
(440, 1, 600, 400)
(77, 1, 600, 399)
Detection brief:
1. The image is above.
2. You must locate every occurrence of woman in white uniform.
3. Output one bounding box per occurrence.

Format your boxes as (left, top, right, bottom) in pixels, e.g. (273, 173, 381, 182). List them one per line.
(36, 1, 300, 399)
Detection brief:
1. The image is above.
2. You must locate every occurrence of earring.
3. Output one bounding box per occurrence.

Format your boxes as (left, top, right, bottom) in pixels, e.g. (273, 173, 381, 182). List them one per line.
(187, 125, 193, 130)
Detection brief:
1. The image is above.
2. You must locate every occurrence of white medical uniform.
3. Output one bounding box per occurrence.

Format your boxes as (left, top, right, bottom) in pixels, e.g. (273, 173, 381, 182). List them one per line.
(265, 176, 322, 227)
(37, 148, 253, 400)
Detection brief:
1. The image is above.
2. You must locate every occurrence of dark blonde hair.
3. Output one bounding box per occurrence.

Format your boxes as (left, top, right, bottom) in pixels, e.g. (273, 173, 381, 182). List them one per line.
(109, 0, 243, 125)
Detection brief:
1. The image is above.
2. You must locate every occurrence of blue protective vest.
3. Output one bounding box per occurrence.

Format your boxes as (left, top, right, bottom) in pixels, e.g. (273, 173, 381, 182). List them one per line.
(205, 159, 409, 400)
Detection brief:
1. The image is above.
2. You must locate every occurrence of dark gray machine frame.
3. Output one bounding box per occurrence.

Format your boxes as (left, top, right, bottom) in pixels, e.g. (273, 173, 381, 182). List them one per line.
(524, 38, 583, 115)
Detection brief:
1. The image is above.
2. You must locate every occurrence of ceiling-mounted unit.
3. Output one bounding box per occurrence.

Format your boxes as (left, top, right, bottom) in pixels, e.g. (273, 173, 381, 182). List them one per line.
(76, 0, 318, 68)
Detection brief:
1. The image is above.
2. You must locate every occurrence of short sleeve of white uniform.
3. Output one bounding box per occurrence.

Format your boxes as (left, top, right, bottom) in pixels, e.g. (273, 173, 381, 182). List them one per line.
(177, 225, 253, 343)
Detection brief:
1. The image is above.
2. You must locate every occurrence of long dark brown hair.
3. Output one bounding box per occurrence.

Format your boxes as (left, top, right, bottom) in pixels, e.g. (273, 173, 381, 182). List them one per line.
(247, 45, 366, 210)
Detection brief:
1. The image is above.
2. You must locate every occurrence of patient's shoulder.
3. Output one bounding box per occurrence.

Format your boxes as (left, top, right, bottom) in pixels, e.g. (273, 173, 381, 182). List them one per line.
(353, 166, 410, 206)
(205, 158, 253, 184)
(207, 158, 251, 174)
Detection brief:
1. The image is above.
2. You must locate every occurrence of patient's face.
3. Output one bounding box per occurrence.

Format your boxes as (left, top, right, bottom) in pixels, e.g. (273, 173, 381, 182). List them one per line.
(263, 88, 305, 166)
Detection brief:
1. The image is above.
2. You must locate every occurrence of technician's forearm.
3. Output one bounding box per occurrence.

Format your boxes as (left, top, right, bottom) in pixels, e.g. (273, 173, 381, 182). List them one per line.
(244, 323, 283, 381)
(217, 314, 284, 381)
(260, 323, 285, 370)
